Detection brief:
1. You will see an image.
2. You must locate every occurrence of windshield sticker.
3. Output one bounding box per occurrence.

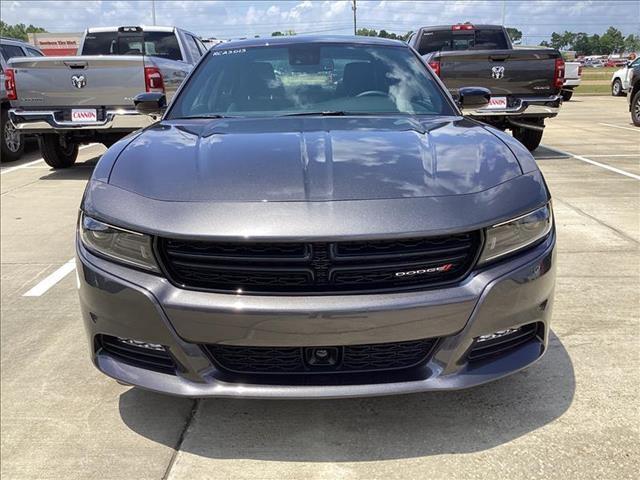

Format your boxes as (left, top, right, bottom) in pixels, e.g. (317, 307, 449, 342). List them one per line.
(212, 48, 247, 56)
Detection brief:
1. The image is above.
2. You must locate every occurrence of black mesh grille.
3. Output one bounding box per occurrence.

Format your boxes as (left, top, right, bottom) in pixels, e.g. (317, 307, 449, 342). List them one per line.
(157, 232, 481, 295)
(204, 338, 438, 374)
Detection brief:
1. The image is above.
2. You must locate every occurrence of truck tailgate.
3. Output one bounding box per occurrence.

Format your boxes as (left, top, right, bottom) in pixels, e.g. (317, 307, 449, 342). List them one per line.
(9, 55, 146, 108)
(435, 49, 560, 96)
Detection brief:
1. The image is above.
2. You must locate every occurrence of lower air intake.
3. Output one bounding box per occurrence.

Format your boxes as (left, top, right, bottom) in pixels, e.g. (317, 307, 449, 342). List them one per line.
(97, 335, 176, 374)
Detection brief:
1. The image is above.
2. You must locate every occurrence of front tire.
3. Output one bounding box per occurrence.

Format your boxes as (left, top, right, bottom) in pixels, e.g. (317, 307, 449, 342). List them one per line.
(38, 134, 78, 169)
(631, 91, 640, 127)
(612, 79, 624, 97)
(1, 108, 24, 162)
(512, 121, 544, 151)
(561, 89, 573, 101)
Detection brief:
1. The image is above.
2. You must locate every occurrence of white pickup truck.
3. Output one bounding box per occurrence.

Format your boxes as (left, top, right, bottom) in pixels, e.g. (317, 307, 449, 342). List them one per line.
(562, 61, 582, 101)
(7, 26, 207, 167)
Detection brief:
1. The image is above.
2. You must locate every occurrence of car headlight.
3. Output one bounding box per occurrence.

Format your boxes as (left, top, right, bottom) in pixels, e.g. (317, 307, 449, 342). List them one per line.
(79, 213, 160, 272)
(479, 204, 553, 265)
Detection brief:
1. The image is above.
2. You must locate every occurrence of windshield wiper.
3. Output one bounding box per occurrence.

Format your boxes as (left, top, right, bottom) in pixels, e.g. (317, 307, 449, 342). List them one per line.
(280, 111, 349, 117)
(177, 114, 231, 119)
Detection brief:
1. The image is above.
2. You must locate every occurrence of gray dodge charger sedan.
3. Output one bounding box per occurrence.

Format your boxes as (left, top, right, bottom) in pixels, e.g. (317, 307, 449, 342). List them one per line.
(77, 36, 556, 398)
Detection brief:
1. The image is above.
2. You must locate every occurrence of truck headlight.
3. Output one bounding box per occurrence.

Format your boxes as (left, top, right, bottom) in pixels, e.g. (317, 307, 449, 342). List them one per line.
(79, 213, 160, 272)
(479, 204, 553, 265)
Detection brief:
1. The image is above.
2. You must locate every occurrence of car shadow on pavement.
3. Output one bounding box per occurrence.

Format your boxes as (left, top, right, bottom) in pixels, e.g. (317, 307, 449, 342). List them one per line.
(532, 146, 571, 160)
(118, 331, 574, 461)
(38, 157, 100, 180)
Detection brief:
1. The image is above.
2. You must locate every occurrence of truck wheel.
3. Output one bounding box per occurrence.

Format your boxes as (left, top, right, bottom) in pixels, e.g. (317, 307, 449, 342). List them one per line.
(512, 124, 544, 151)
(1, 108, 24, 162)
(631, 91, 640, 127)
(561, 89, 573, 101)
(611, 79, 623, 97)
(38, 134, 79, 169)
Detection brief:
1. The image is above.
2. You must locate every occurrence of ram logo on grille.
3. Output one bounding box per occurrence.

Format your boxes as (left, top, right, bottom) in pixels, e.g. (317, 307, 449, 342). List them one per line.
(395, 263, 454, 277)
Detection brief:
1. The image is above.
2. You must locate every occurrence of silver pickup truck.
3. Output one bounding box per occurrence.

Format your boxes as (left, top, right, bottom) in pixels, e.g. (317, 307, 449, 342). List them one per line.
(8, 26, 207, 167)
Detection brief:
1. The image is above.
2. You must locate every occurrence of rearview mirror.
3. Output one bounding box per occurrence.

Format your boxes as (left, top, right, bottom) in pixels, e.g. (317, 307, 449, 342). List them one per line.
(457, 87, 491, 110)
(134, 92, 167, 116)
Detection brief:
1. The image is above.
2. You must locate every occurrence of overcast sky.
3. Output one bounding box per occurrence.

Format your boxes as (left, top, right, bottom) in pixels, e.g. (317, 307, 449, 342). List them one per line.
(1, 0, 639, 43)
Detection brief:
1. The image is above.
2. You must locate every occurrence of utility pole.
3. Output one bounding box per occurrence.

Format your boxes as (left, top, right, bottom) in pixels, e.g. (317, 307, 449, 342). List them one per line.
(352, 0, 357, 35)
(501, 0, 506, 26)
(151, 0, 157, 26)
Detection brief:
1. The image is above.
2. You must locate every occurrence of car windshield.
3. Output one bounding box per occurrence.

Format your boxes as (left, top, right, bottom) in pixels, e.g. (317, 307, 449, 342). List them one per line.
(167, 43, 454, 118)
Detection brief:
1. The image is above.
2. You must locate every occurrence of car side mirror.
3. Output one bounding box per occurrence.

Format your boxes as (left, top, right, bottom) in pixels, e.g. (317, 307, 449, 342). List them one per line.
(457, 87, 491, 110)
(134, 92, 167, 116)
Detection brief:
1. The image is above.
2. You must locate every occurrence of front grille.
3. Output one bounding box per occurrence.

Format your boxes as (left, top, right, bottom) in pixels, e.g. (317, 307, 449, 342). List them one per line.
(97, 335, 176, 374)
(204, 338, 438, 374)
(157, 232, 481, 294)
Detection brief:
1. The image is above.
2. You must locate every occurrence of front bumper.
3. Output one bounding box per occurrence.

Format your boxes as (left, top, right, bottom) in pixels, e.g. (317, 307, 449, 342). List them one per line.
(77, 230, 556, 399)
(8, 108, 156, 133)
(465, 95, 562, 118)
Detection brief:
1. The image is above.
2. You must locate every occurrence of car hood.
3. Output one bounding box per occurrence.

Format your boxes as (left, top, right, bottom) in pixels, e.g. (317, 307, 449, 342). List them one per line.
(108, 116, 523, 202)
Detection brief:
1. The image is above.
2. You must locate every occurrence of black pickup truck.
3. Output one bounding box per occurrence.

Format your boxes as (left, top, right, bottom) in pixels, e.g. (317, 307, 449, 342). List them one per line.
(409, 24, 564, 151)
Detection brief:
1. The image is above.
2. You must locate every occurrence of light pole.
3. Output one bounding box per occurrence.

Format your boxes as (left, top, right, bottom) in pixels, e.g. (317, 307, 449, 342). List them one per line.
(352, 0, 357, 35)
(151, 0, 156, 26)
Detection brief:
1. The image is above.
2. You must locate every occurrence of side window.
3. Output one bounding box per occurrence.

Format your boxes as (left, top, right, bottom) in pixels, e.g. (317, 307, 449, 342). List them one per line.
(195, 37, 208, 55)
(184, 34, 202, 61)
(0, 44, 27, 62)
(26, 47, 44, 57)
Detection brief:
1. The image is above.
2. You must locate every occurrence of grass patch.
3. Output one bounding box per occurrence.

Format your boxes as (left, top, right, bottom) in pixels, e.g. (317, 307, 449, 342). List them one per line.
(573, 83, 611, 95)
(581, 67, 617, 81)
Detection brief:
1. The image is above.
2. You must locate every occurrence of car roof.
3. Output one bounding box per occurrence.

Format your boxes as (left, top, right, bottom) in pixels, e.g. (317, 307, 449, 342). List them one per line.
(0, 36, 35, 46)
(220, 35, 408, 49)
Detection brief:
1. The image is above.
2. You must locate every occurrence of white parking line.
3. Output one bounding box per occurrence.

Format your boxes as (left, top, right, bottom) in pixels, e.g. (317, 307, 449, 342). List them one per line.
(0, 143, 100, 175)
(599, 123, 640, 133)
(584, 154, 640, 157)
(545, 146, 640, 181)
(23, 259, 76, 297)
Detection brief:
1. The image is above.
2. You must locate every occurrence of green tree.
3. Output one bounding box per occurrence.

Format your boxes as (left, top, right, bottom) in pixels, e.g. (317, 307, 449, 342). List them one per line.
(572, 32, 593, 55)
(600, 27, 625, 54)
(356, 28, 378, 37)
(624, 34, 640, 53)
(270, 30, 296, 37)
(549, 31, 577, 50)
(505, 27, 522, 44)
(0, 21, 47, 41)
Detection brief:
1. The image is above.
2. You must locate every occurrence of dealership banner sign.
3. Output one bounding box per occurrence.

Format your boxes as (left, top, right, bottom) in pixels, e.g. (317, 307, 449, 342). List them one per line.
(28, 33, 82, 56)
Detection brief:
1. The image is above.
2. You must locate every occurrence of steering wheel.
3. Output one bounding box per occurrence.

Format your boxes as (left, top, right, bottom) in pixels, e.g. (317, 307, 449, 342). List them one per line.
(355, 90, 388, 98)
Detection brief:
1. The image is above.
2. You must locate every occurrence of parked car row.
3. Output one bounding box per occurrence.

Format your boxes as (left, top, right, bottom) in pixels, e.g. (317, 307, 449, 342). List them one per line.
(12, 22, 633, 166)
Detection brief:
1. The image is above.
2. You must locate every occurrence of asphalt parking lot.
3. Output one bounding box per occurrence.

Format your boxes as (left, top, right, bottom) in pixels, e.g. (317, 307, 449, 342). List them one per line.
(1, 96, 638, 480)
